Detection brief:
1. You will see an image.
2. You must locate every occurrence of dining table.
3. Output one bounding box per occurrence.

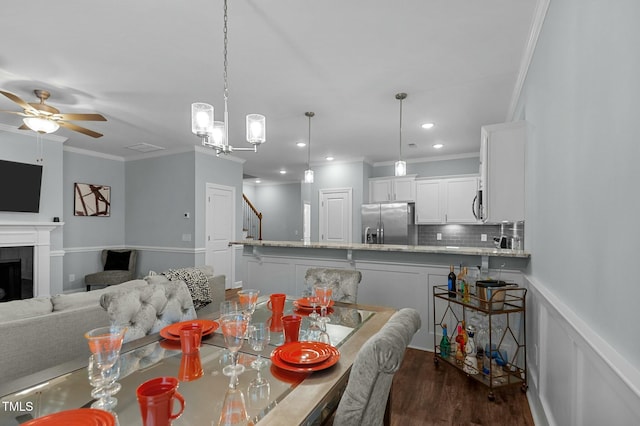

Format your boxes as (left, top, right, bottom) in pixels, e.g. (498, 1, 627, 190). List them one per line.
(0, 295, 395, 426)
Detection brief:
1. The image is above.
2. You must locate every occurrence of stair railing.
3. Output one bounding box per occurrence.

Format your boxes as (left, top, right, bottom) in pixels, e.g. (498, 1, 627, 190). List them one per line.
(242, 194, 262, 240)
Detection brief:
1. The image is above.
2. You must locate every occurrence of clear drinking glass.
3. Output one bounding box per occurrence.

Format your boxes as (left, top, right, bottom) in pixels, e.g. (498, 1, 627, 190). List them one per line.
(314, 284, 333, 324)
(221, 313, 249, 377)
(220, 301, 241, 317)
(248, 323, 270, 370)
(85, 325, 126, 411)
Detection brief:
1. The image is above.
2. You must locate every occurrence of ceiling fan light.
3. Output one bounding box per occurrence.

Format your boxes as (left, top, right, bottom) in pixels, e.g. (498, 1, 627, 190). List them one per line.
(246, 114, 266, 144)
(191, 103, 214, 136)
(304, 169, 314, 183)
(395, 160, 407, 176)
(23, 117, 59, 134)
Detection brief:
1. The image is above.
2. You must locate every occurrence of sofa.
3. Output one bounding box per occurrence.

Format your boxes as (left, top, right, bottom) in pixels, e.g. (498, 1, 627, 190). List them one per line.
(0, 266, 225, 383)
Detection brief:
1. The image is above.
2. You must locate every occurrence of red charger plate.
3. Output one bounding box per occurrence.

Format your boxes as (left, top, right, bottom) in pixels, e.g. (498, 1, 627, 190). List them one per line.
(23, 409, 115, 426)
(160, 319, 218, 341)
(271, 343, 340, 373)
(278, 341, 333, 365)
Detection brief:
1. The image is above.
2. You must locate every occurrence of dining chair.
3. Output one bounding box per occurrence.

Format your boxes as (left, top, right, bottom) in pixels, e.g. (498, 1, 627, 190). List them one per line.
(304, 268, 362, 304)
(99, 280, 197, 342)
(332, 307, 421, 426)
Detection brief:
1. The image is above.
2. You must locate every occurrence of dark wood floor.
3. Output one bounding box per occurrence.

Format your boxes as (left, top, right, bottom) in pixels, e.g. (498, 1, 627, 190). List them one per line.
(225, 289, 534, 425)
(391, 348, 534, 426)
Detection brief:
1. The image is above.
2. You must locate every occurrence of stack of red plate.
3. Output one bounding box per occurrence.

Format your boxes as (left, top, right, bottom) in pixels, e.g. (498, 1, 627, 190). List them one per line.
(23, 409, 115, 425)
(293, 297, 334, 313)
(159, 319, 219, 341)
(271, 341, 340, 372)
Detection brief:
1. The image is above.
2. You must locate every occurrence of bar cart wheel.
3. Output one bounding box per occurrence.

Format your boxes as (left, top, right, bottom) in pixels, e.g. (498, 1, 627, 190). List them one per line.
(488, 392, 495, 401)
(434, 356, 440, 366)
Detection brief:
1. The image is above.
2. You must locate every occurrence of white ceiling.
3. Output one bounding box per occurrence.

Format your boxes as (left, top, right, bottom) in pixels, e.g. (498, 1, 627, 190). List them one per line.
(0, 0, 537, 183)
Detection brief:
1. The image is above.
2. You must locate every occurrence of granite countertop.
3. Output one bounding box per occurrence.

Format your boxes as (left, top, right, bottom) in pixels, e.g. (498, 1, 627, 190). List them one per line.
(232, 239, 530, 258)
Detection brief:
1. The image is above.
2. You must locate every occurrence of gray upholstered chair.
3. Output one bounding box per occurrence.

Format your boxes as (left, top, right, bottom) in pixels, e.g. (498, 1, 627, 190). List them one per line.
(99, 280, 197, 342)
(304, 268, 362, 303)
(333, 308, 421, 426)
(85, 249, 138, 291)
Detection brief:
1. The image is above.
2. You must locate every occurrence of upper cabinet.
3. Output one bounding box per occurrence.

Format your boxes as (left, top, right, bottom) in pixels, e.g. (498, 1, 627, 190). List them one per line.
(369, 176, 416, 202)
(480, 121, 526, 223)
(415, 176, 479, 224)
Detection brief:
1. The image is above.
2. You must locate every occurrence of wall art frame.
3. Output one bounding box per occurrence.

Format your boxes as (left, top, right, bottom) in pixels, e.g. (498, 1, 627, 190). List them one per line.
(73, 183, 111, 217)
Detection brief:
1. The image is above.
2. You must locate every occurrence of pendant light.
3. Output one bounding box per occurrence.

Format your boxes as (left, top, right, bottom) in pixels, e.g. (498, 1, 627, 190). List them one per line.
(304, 112, 315, 183)
(190, 0, 266, 155)
(394, 92, 407, 176)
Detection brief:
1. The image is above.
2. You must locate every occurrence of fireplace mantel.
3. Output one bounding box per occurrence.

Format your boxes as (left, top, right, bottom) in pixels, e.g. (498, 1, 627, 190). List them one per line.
(0, 222, 63, 297)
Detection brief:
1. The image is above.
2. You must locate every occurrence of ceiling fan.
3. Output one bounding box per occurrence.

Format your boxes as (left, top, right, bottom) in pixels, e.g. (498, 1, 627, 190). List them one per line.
(0, 89, 106, 138)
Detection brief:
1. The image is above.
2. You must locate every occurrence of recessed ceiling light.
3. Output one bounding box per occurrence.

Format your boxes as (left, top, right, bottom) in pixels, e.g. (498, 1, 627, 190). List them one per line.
(421, 122, 435, 129)
(279, 170, 287, 174)
(433, 143, 444, 149)
(255, 179, 261, 183)
(326, 156, 334, 161)
(296, 142, 306, 147)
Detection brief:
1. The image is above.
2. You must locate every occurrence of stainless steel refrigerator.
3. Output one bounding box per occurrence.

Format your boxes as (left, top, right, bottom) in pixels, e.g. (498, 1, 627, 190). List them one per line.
(361, 202, 417, 245)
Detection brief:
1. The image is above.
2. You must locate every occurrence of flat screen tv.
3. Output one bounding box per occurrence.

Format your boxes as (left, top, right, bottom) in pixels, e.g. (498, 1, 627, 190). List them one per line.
(0, 159, 43, 213)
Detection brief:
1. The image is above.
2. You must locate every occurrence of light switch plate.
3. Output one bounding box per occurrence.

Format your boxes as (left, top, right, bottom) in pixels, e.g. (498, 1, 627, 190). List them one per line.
(481, 234, 487, 242)
(436, 233, 442, 240)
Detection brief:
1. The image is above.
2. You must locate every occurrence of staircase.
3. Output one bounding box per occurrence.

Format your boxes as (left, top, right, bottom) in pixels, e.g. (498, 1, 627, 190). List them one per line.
(242, 194, 262, 240)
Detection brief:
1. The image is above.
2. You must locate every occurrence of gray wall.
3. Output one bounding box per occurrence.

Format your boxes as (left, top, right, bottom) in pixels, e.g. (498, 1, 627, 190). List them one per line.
(519, 0, 640, 365)
(370, 155, 479, 178)
(63, 149, 125, 291)
(253, 182, 302, 241)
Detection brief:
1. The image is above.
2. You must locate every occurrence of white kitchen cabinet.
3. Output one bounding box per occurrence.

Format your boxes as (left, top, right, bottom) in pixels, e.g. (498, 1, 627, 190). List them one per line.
(415, 176, 479, 224)
(480, 121, 526, 223)
(443, 177, 478, 223)
(369, 176, 416, 202)
(415, 180, 441, 224)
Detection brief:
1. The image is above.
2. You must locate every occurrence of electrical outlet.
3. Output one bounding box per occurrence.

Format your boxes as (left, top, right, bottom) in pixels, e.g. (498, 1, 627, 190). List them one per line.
(69, 274, 75, 282)
(436, 233, 442, 241)
(481, 234, 487, 242)
(182, 234, 192, 242)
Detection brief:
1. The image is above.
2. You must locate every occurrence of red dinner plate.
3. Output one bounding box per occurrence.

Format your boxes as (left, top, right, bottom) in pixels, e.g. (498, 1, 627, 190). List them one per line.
(23, 409, 115, 426)
(278, 341, 333, 365)
(270, 363, 308, 384)
(295, 298, 334, 309)
(271, 344, 340, 373)
(160, 320, 218, 341)
(294, 307, 334, 316)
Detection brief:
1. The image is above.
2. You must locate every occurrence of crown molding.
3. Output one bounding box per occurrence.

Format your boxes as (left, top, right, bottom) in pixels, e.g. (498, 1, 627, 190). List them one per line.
(507, 0, 551, 121)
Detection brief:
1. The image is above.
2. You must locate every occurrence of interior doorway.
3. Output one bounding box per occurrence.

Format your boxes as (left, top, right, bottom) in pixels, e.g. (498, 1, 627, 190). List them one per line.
(205, 183, 236, 289)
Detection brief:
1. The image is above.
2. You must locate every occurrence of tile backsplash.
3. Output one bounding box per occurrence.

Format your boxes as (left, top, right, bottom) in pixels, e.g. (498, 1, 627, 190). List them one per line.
(417, 223, 525, 248)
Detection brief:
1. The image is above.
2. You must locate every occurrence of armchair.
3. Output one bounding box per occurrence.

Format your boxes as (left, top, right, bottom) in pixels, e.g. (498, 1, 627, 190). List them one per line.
(85, 249, 138, 291)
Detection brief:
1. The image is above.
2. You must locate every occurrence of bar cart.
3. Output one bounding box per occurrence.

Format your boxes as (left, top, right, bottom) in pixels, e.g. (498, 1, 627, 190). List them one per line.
(433, 284, 527, 401)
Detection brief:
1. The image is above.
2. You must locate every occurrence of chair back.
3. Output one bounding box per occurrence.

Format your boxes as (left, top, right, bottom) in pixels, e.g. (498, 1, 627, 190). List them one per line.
(304, 268, 362, 303)
(333, 308, 421, 426)
(101, 249, 137, 272)
(99, 280, 196, 342)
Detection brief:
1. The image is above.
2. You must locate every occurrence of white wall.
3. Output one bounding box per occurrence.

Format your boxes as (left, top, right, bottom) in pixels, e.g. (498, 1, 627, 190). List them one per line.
(519, 0, 640, 424)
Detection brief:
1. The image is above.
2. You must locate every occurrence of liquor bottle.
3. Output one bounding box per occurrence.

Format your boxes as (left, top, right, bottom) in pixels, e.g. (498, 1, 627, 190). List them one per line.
(462, 266, 470, 303)
(447, 265, 456, 298)
(439, 323, 451, 358)
(457, 265, 466, 299)
(455, 325, 465, 365)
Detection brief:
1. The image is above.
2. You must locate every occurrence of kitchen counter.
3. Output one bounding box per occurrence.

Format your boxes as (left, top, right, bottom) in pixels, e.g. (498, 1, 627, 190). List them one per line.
(231, 239, 530, 259)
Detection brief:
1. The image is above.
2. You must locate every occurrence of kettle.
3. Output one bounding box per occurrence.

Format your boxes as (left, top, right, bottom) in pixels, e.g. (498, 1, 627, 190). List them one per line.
(493, 236, 508, 249)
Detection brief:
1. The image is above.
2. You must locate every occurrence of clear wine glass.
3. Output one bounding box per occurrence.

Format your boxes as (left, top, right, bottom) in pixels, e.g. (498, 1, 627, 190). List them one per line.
(302, 289, 320, 321)
(306, 318, 331, 345)
(220, 300, 241, 317)
(248, 323, 270, 370)
(220, 313, 249, 377)
(87, 355, 121, 411)
(238, 289, 260, 322)
(314, 284, 333, 324)
(247, 373, 270, 421)
(85, 325, 126, 410)
(218, 374, 249, 426)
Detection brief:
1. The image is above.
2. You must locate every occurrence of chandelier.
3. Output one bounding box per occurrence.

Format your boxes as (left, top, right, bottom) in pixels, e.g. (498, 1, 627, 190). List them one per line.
(191, 0, 266, 155)
(304, 112, 315, 183)
(394, 92, 407, 176)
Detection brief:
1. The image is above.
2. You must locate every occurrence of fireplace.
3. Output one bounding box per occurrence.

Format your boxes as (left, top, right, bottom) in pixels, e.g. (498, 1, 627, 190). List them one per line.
(0, 246, 34, 301)
(0, 223, 58, 298)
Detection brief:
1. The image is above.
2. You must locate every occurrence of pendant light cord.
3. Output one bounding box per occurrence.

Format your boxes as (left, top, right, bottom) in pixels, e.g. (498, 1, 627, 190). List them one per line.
(305, 112, 315, 169)
(399, 97, 403, 160)
(223, 0, 230, 147)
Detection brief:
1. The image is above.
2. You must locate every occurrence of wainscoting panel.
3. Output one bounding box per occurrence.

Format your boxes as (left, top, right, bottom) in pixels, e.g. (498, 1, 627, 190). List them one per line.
(525, 276, 640, 426)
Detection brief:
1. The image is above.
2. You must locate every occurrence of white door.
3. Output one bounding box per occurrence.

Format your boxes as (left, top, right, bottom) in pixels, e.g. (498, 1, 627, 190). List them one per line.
(319, 188, 352, 243)
(205, 183, 235, 289)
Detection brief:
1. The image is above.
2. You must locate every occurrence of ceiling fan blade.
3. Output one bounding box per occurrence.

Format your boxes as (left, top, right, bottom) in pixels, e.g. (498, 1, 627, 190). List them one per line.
(58, 121, 103, 138)
(0, 110, 29, 117)
(18, 124, 29, 130)
(0, 90, 38, 114)
(55, 113, 107, 122)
